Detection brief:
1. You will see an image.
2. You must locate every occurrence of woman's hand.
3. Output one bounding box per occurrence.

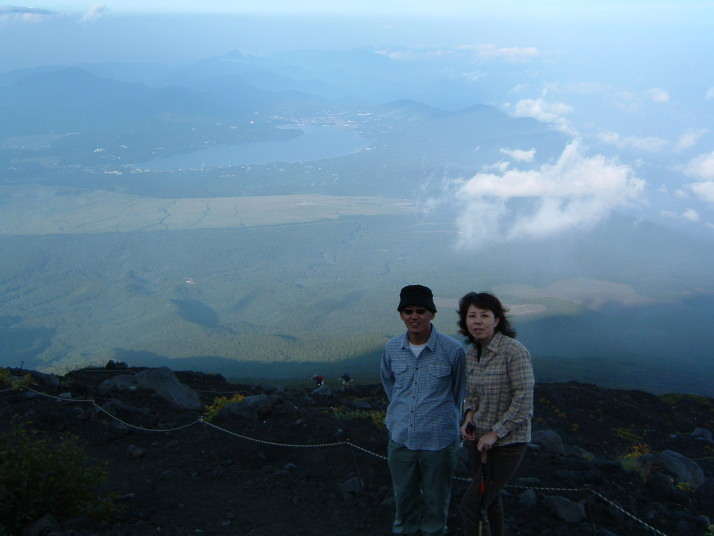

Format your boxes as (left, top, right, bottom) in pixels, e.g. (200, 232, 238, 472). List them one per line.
(477, 430, 498, 452)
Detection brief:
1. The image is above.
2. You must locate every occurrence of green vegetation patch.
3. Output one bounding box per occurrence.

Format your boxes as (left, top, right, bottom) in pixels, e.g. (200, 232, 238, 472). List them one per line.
(0, 424, 120, 533)
(333, 406, 386, 430)
(613, 427, 643, 444)
(659, 393, 714, 409)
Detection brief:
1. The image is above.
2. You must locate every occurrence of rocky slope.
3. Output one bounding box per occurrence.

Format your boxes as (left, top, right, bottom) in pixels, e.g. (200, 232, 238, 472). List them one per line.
(1, 364, 713, 536)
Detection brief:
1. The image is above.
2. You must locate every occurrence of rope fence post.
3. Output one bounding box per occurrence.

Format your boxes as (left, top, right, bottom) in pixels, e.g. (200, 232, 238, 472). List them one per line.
(585, 488, 597, 536)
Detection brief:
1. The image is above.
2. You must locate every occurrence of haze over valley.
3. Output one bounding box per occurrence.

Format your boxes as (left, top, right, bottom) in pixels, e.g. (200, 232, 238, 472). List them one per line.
(2, 2, 714, 396)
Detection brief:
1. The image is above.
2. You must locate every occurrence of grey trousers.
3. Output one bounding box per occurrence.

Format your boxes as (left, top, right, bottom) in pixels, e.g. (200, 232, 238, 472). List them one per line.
(387, 439, 459, 536)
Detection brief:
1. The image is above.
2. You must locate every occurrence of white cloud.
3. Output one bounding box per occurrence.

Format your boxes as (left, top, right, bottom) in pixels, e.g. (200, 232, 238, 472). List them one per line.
(706, 87, 714, 100)
(462, 71, 486, 81)
(511, 98, 574, 134)
(499, 148, 536, 162)
(452, 141, 645, 247)
(458, 44, 540, 63)
(684, 151, 714, 180)
(597, 131, 667, 152)
(685, 152, 714, 203)
(80, 4, 109, 24)
(690, 182, 714, 203)
(378, 44, 539, 64)
(677, 128, 708, 151)
(508, 83, 529, 94)
(484, 161, 511, 173)
(558, 82, 678, 115)
(513, 98, 571, 123)
(682, 209, 701, 222)
(647, 87, 671, 103)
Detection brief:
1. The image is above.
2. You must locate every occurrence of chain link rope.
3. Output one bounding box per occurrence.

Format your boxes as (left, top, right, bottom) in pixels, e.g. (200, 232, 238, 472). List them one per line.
(4, 383, 675, 536)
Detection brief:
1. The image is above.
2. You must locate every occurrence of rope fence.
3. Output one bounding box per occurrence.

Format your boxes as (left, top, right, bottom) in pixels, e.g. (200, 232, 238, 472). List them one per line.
(2, 383, 674, 536)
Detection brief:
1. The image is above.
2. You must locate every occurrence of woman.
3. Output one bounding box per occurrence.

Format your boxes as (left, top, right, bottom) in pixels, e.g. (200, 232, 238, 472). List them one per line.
(457, 292, 534, 536)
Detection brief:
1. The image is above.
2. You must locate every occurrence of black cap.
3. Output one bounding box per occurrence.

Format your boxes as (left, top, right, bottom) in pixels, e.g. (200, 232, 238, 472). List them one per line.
(398, 284, 437, 313)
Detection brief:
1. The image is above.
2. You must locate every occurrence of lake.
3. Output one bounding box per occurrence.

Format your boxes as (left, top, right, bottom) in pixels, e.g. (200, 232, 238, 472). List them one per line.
(134, 125, 368, 170)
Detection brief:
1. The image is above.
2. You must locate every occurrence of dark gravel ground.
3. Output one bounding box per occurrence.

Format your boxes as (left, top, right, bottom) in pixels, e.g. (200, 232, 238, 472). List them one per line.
(2, 367, 713, 536)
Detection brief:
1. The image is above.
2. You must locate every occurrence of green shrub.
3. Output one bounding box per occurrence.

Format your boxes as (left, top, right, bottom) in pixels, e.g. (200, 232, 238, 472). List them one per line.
(618, 443, 652, 482)
(333, 407, 386, 430)
(675, 481, 693, 493)
(613, 427, 643, 444)
(0, 368, 33, 390)
(203, 392, 246, 422)
(0, 424, 119, 533)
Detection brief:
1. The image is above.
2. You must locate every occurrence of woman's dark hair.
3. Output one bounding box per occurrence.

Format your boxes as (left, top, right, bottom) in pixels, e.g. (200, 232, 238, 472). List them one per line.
(457, 291, 516, 344)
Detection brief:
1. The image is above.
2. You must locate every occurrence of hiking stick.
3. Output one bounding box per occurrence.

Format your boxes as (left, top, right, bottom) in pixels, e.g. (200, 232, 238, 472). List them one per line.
(478, 449, 488, 536)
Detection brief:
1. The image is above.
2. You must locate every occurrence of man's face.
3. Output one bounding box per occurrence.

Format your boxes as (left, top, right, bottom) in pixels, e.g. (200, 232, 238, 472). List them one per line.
(400, 306, 435, 343)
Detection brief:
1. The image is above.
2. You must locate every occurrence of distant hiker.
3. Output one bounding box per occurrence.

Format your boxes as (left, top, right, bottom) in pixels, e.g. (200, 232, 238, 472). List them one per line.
(339, 373, 353, 390)
(312, 374, 324, 387)
(381, 284, 466, 536)
(458, 292, 534, 536)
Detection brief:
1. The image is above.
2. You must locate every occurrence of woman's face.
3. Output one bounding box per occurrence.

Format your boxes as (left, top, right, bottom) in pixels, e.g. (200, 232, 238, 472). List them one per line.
(465, 305, 499, 346)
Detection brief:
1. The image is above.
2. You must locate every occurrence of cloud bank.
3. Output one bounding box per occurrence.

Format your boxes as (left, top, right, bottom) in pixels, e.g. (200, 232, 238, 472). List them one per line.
(597, 131, 667, 152)
(0, 6, 55, 22)
(377, 44, 540, 64)
(451, 141, 645, 248)
(458, 44, 540, 63)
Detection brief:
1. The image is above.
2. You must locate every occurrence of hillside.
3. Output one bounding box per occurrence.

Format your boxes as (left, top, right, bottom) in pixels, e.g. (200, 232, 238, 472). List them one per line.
(3, 58, 714, 398)
(1, 365, 713, 536)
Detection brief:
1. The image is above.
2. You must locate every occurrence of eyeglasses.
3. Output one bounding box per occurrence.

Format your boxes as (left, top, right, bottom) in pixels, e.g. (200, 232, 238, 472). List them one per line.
(402, 308, 428, 315)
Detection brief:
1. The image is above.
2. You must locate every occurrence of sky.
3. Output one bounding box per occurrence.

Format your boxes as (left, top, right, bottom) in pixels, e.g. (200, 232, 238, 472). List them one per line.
(2, 0, 714, 244)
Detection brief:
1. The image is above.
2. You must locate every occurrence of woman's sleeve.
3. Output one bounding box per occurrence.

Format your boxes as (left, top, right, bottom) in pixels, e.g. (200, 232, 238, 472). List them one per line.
(493, 343, 534, 438)
(462, 348, 479, 415)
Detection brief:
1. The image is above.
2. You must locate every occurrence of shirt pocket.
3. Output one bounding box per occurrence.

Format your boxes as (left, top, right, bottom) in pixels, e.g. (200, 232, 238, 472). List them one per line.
(392, 358, 410, 387)
(392, 358, 408, 375)
(428, 362, 452, 380)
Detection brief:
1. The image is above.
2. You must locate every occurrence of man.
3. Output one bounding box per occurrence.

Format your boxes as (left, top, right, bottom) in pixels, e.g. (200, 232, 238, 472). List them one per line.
(381, 284, 466, 536)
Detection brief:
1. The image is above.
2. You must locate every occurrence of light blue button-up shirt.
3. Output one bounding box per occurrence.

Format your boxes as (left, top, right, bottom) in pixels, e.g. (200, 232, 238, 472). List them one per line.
(381, 325, 466, 451)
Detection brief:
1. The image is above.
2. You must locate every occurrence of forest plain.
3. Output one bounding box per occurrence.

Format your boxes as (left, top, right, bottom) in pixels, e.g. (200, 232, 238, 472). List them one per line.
(2, 50, 714, 396)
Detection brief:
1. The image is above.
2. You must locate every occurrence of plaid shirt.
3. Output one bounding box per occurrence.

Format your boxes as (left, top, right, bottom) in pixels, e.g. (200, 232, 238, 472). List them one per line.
(381, 325, 466, 451)
(464, 332, 534, 446)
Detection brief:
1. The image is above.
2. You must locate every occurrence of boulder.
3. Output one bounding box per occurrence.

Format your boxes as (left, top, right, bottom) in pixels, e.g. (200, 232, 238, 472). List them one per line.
(223, 394, 279, 420)
(532, 429, 565, 456)
(98, 374, 137, 394)
(134, 367, 202, 410)
(543, 495, 586, 523)
(312, 383, 333, 397)
(645, 450, 705, 489)
(519, 489, 538, 508)
(690, 428, 713, 442)
(339, 476, 364, 498)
